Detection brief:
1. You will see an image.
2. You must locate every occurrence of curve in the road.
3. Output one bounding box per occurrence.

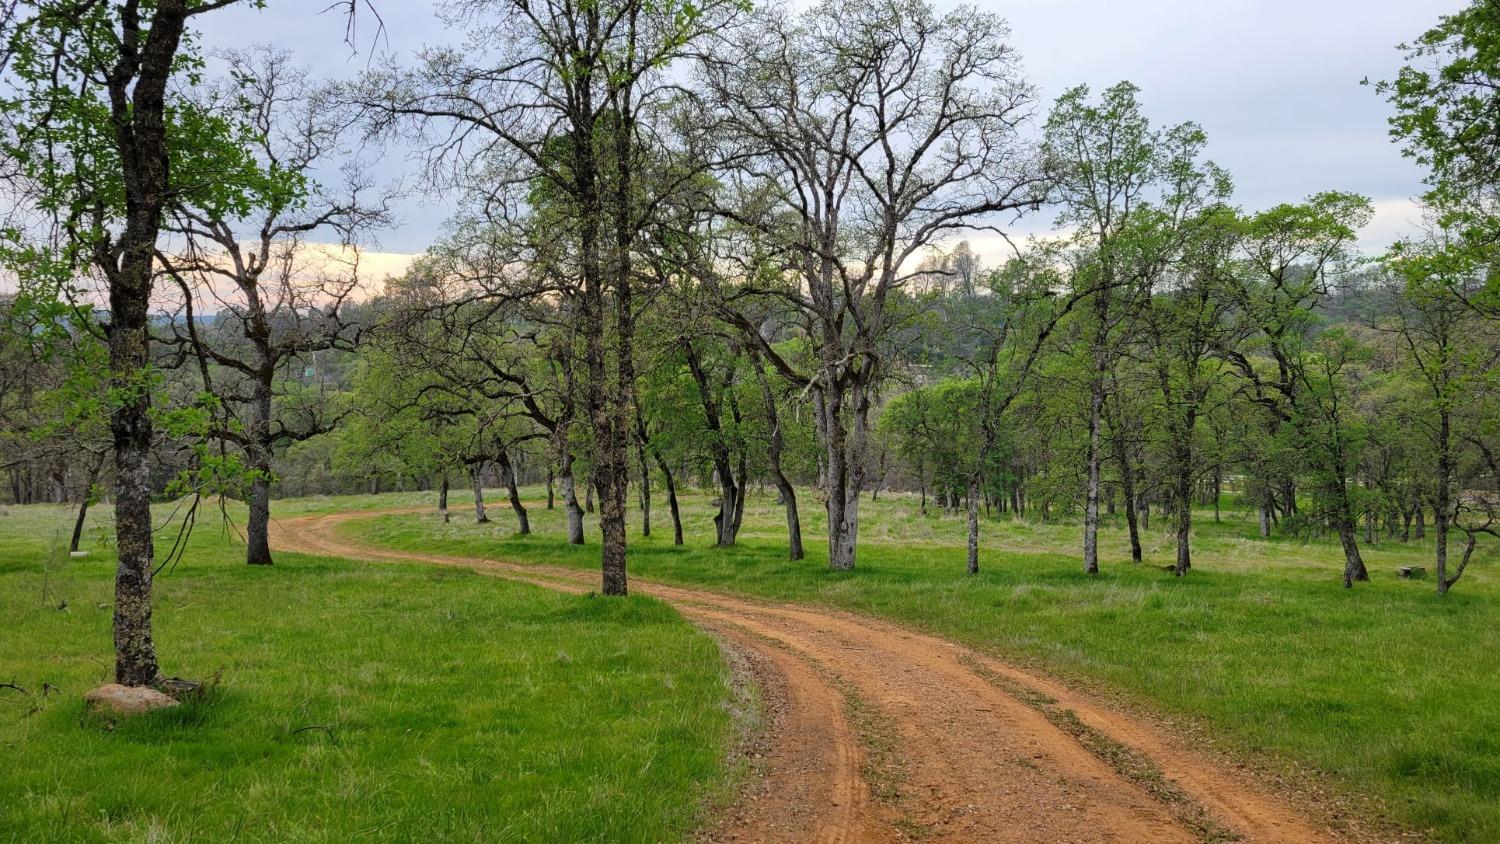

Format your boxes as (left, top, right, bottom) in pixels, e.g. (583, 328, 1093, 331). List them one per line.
(269, 508, 1351, 844)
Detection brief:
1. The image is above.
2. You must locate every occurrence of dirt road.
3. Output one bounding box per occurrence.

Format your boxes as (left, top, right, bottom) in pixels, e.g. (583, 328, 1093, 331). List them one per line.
(270, 509, 1351, 844)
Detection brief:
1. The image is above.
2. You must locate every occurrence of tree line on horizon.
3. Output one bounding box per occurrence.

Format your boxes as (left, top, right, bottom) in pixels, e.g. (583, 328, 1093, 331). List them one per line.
(0, 0, 1497, 690)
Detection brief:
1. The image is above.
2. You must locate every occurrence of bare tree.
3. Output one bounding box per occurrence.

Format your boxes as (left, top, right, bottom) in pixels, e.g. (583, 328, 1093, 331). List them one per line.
(352, 0, 742, 594)
(700, 0, 1045, 570)
(159, 48, 388, 566)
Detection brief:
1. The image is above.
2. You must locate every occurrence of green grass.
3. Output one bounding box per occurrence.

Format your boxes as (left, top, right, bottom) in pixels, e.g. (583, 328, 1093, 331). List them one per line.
(348, 484, 1500, 842)
(0, 501, 737, 843)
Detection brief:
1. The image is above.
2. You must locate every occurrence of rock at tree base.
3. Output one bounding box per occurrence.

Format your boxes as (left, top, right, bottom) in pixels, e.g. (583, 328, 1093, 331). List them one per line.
(85, 683, 179, 716)
(1398, 566, 1427, 579)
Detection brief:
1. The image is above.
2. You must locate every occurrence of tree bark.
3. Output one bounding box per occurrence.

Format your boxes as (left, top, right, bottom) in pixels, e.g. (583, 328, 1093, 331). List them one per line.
(1435, 407, 1452, 593)
(1173, 462, 1192, 576)
(684, 340, 741, 546)
(69, 454, 105, 554)
(752, 356, 802, 560)
(471, 462, 489, 523)
(654, 452, 684, 546)
(561, 453, 585, 544)
(70, 497, 91, 554)
(1113, 436, 1143, 563)
(1212, 469, 1221, 522)
(819, 378, 870, 571)
(105, 1, 203, 687)
(966, 474, 980, 575)
(591, 90, 637, 598)
(438, 474, 450, 523)
(634, 435, 651, 538)
(1082, 376, 1105, 575)
(1338, 518, 1369, 588)
(244, 385, 275, 566)
(498, 450, 529, 535)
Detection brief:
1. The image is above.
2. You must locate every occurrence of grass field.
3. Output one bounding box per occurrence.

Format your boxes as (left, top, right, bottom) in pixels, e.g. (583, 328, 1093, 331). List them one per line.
(0, 501, 738, 843)
(346, 484, 1500, 843)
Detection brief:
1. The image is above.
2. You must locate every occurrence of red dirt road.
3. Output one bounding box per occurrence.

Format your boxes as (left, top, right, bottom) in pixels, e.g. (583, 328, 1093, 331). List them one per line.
(270, 509, 1354, 844)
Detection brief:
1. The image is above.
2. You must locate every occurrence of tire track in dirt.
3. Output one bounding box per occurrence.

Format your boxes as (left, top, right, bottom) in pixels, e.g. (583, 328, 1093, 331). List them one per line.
(270, 508, 1348, 843)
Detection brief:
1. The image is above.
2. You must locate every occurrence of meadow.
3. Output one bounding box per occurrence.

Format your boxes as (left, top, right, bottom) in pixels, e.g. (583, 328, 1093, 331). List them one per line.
(346, 485, 1500, 842)
(0, 501, 738, 843)
(3, 486, 1495, 841)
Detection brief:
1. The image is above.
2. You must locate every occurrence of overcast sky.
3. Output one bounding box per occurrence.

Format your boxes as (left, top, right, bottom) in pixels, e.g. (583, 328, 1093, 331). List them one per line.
(194, 0, 1461, 269)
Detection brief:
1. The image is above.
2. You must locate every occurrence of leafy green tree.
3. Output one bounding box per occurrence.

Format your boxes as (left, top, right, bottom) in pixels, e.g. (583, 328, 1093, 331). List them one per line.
(1043, 81, 1232, 575)
(0, 0, 289, 688)
(1139, 207, 1240, 575)
(1387, 235, 1500, 592)
(1377, 0, 1500, 308)
(1227, 193, 1377, 587)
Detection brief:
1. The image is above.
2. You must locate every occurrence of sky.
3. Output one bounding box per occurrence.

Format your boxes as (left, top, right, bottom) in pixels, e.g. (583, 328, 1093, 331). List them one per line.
(187, 0, 1468, 273)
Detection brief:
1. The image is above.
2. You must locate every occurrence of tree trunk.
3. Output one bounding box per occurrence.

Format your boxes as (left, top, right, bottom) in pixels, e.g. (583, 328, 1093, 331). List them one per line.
(546, 467, 555, 509)
(561, 456, 585, 544)
(819, 380, 868, 571)
(770, 458, 804, 560)
(245, 470, 274, 566)
(69, 454, 106, 554)
(1174, 462, 1192, 577)
(919, 458, 929, 515)
(713, 466, 740, 546)
(1338, 519, 1369, 588)
(498, 450, 529, 535)
(1082, 376, 1105, 575)
(730, 447, 748, 542)
(1435, 408, 1452, 594)
(684, 340, 740, 546)
(1212, 469, 1221, 522)
(70, 496, 91, 554)
(104, 0, 197, 681)
(1258, 504, 1271, 538)
(438, 475, 450, 523)
(654, 453, 684, 546)
(1415, 506, 1426, 539)
(634, 436, 651, 538)
(597, 468, 629, 597)
(769, 445, 803, 557)
(1333, 474, 1370, 586)
(711, 466, 740, 546)
(244, 384, 275, 566)
(753, 360, 803, 560)
(1114, 444, 1143, 563)
(966, 474, 980, 575)
(112, 368, 160, 687)
(472, 462, 489, 523)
